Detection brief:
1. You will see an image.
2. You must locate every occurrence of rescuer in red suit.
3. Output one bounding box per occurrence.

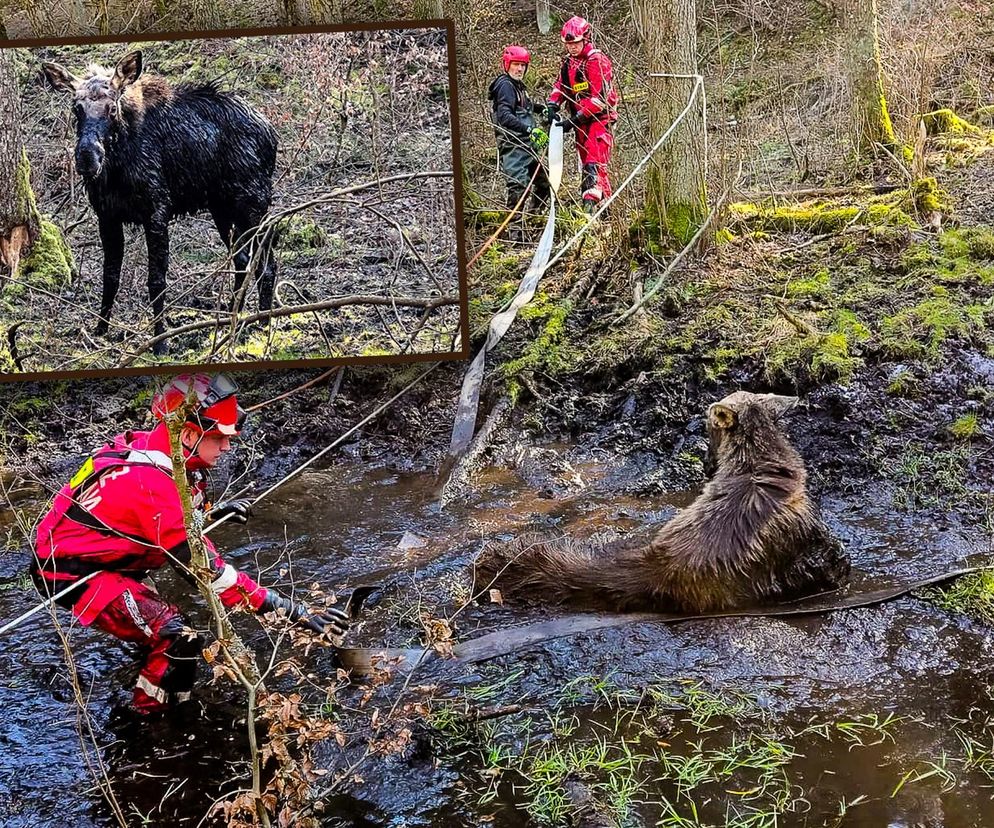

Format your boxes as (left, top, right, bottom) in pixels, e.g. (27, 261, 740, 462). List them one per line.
(32, 373, 349, 715)
(547, 15, 619, 213)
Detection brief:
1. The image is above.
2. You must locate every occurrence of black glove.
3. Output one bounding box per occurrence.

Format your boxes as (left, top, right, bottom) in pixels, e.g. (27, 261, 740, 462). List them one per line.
(559, 115, 577, 134)
(545, 102, 560, 126)
(208, 498, 253, 525)
(258, 590, 351, 638)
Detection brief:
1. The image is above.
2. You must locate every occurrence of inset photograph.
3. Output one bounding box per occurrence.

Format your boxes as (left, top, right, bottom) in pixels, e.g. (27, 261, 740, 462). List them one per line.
(0, 23, 464, 377)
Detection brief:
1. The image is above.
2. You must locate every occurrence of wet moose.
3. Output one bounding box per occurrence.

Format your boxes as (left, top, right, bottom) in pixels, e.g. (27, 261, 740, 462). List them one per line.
(42, 50, 278, 354)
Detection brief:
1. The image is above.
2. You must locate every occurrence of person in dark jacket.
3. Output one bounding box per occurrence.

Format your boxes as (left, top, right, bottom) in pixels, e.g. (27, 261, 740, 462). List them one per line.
(488, 45, 551, 213)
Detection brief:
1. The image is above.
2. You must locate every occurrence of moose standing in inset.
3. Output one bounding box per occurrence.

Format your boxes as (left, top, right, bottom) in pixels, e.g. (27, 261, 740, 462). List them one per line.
(42, 50, 278, 355)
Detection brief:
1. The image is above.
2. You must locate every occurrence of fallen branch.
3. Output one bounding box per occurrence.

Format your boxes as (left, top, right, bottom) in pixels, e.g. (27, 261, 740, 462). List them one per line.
(246, 367, 342, 413)
(773, 299, 818, 337)
(118, 293, 460, 367)
(736, 183, 902, 201)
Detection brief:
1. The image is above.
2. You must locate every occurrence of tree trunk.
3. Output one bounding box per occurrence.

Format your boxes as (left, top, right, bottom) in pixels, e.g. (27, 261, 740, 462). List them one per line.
(634, 0, 708, 247)
(188, 0, 224, 29)
(0, 50, 40, 280)
(307, 0, 343, 23)
(842, 0, 900, 154)
(412, 0, 443, 18)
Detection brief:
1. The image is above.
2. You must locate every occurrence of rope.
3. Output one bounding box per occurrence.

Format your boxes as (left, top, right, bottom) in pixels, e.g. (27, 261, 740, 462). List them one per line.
(336, 563, 994, 673)
(465, 161, 544, 271)
(205, 363, 440, 532)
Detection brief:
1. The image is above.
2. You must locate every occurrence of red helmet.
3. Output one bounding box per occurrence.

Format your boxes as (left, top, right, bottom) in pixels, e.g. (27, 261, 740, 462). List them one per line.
(502, 45, 530, 73)
(152, 373, 244, 436)
(561, 16, 591, 43)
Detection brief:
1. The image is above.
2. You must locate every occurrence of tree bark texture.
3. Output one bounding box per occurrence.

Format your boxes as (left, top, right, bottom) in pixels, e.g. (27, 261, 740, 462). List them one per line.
(633, 0, 708, 246)
(842, 0, 899, 153)
(536, 0, 550, 34)
(0, 50, 40, 278)
(412, 0, 443, 18)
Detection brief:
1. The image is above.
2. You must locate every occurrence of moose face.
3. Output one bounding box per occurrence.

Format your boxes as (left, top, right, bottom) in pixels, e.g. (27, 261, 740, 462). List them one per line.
(42, 51, 143, 180)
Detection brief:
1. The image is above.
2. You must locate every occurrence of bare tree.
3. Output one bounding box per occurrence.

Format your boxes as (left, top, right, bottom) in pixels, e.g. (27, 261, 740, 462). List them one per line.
(841, 0, 900, 153)
(634, 0, 707, 246)
(0, 49, 40, 281)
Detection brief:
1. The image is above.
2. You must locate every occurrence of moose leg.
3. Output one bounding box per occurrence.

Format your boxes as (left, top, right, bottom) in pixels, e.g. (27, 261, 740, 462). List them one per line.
(95, 217, 124, 336)
(144, 218, 171, 355)
(231, 201, 275, 315)
(255, 227, 275, 312)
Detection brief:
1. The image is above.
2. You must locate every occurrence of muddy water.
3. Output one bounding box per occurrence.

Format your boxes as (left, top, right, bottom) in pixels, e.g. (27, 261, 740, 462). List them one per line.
(1, 442, 993, 826)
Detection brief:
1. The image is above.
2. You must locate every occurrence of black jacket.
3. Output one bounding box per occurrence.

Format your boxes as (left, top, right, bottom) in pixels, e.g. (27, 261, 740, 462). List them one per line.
(488, 73, 537, 139)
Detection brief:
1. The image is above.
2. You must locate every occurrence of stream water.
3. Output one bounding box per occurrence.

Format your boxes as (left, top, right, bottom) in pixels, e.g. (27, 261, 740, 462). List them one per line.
(1, 440, 993, 827)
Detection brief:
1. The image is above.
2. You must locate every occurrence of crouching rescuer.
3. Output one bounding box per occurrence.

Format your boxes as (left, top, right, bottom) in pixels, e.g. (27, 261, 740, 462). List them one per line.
(488, 45, 551, 213)
(31, 374, 350, 715)
(546, 16, 618, 213)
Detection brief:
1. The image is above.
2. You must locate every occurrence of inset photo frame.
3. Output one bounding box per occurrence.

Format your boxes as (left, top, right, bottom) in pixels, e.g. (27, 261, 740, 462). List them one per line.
(0, 20, 467, 380)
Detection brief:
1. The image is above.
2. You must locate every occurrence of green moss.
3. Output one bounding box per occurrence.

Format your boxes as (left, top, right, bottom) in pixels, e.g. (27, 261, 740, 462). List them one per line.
(14, 150, 39, 228)
(960, 226, 994, 260)
(880, 290, 986, 358)
(18, 219, 74, 286)
(502, 296, 576, 404)
(922, 109, 986, 137)
(923, 570, 994, 626)
(767, 331, 859, 384)
(787, 268, 831, 299)
(905, 177, 949, 216)
(949, 413, 979, 439)
(235, 327, 307, 361)
(728, 198, 914, 234)
(901, 227, 994, 287)
(282, 218, 328, 252)
(255, 65, 284, 89)
(886, 369, 919, 397)
(636, 179, 708, 251)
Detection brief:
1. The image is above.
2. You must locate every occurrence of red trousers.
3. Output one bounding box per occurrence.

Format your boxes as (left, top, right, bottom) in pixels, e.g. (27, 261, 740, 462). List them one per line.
(87, 579, 202, 713)
(575, 120, 614, 203)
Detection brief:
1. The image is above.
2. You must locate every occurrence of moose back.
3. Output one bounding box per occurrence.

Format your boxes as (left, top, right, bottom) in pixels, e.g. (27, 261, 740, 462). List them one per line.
(42, 50, 278, 355)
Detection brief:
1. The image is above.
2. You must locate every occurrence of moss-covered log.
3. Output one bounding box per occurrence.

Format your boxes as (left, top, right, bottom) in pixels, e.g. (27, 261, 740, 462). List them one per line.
(922, 109, 988, 137)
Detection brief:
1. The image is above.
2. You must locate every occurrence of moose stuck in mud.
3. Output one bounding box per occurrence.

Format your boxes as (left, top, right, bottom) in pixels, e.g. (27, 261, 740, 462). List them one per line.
(42, 49, 279, 355)
(476, 391, 852, 613)
(1, 28, 462, 374)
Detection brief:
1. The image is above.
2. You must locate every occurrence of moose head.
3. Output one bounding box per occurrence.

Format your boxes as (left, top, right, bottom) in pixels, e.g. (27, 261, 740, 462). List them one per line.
(42, 51, 144, 179)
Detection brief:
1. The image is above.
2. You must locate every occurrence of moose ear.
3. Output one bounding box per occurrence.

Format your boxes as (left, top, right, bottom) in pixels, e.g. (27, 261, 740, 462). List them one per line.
(41, 61, 79, 93)
(112, 51, 143, 89)
(708, 403, 737, 430)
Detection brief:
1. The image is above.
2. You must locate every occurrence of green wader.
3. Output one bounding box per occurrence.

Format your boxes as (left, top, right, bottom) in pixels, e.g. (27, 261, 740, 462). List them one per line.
(496, 113, 550, 211)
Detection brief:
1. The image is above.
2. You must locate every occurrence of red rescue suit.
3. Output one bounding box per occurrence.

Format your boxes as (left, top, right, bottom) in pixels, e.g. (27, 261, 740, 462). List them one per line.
(549, 43, 619, 205)
(33, 423, 265, 712)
